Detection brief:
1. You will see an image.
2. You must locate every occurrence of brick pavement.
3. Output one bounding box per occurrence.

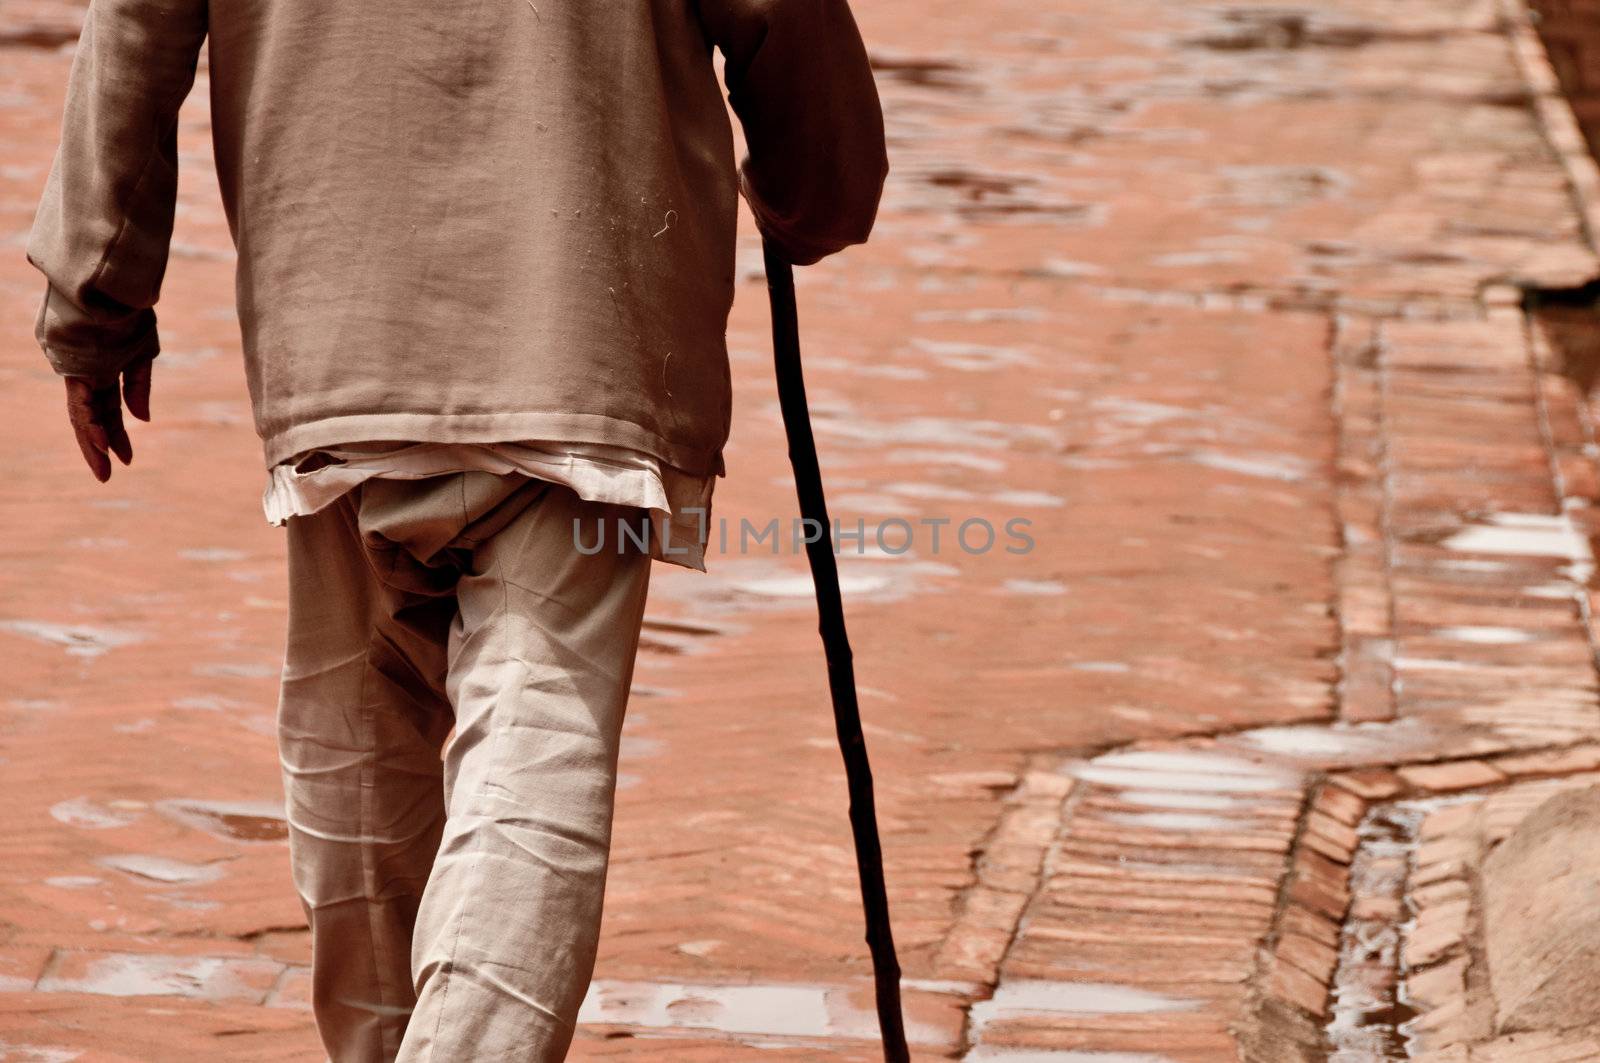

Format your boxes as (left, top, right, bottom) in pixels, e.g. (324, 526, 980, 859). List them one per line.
(5, 0, 1600, 1059)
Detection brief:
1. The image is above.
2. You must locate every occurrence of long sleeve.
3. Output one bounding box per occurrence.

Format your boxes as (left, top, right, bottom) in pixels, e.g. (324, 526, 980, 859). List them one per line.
(697, 0, 889, 266)
(26, 0, 207, 385)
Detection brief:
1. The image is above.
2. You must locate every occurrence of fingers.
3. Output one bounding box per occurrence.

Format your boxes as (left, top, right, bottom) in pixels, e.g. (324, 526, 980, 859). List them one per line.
(97, 386, 133, 466)
(64, 361, 152, 481)
(123, 358, 153, 422)
(65, 378, 112, 483)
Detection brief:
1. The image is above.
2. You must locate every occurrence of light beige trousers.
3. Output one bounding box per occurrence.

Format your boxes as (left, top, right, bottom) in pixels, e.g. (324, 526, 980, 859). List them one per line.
(278, 473, 652, 1061)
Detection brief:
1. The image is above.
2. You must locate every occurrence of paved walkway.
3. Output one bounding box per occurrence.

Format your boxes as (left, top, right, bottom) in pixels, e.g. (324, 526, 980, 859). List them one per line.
(3, 0, 1600, 1059)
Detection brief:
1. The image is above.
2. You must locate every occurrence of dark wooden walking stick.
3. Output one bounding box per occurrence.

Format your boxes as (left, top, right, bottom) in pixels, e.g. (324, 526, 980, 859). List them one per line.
(762, 237, 910, 1063)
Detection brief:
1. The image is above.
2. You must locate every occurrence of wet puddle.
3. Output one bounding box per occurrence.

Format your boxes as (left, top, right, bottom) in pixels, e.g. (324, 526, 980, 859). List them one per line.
(45, 876, 103, 890)
(1230, 721, 1438, 765)
(830, 492, 919, 516)
(914, 170, 1093, 224)
(1430, 625, 1537, 645)
(0, 27, 80, 50)
(1326, 803, 1428, 1060)
(178, 547, 249, 562)
(577, 979, 948, 1045)
(868, 53, 970, 91)
(1089, 396, 1200, 432)
(1440, 513, 1593, 583)
(96, 854, 226, 885)
(637, 615, 733, 657)
(0, 621, 141, 658)
(1184, 450, 1311, 483)
(1115, 789, 1249, 811)
(966, 982, 1198, 1060)
(662, 557, 958, 615)
(883, 481, 977, 501)
(192, 661, 280, 679)
(156, 799, 288, 843)
(0, 1043, 83, 1063)
(732, 572, 893, 599)
(170, 695, 244, 712)
(49, 797, 141, 830)
(973, 981, 1197, 1018)
(991, 489, 1065, 508)
(37, 952, 276, 1002)
(812, 412, 1061, 454)
(1184, 10, 1438, 53)
(1072, 749, 1301, 793)
(1100, 810, 1241, 831)
(1002, 579, 1067, 596)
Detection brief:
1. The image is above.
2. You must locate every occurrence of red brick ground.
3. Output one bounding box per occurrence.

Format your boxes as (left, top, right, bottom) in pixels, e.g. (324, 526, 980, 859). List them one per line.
(4, 0, 1600, 1059)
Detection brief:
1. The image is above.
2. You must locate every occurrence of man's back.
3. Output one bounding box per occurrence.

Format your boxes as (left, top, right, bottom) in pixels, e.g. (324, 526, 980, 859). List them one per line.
(29, 0, 887, 477)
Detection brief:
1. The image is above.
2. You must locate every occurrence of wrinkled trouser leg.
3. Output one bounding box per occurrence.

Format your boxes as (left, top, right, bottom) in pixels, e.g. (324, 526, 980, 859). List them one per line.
(278, 474, 651, 1062)
(398, 477, 650, 1061)
(280, 487, 457, 1061)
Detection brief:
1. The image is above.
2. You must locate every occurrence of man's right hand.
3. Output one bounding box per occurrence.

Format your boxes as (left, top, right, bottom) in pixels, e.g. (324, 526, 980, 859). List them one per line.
(65, 356, 153, 483)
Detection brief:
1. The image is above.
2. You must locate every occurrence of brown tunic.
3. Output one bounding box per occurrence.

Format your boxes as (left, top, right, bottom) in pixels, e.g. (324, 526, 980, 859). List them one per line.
(27, 0, 888, 474)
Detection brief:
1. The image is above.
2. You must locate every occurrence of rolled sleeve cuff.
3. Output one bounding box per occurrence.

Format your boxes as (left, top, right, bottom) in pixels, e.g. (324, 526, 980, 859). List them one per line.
(36, 287, 160, 387)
